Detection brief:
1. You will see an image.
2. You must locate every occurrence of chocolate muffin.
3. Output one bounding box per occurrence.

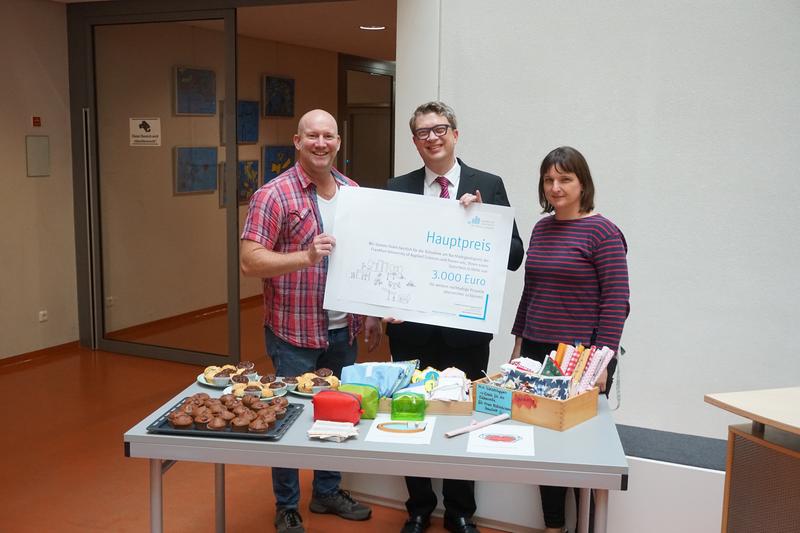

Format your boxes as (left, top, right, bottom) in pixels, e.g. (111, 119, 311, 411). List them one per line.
(315, 368, 333, 377)
(260, 411, 277, 427)
(311, 377, 330, 386)
(236, 361, 256, 372)
(243, 385, 263, 397)
(193, 405, 211, 418)
(193, 414, 212, 430)
(231, 416, 250, 432)
(241, 394, 260, 407)
(222, 399, 238, 410)
(218, 409, 235, 422)
(250, 401, 269, 411)
(248, 418, 269, 433)
(181, 403, 198, 417)
(259, 374, 277, 384)
(231, 374, 249, 385)
(273, 407, 287, 420)
(207, 403, 225, 415)
(256, 406, 275, 419)
(169, 413, 193, 430)
(207, 417, 228, 431)
(282, 376, 298, 385)
(271, 397, 289, 409)
(268, 381, 286, 390)
(193, 392, 211, 401)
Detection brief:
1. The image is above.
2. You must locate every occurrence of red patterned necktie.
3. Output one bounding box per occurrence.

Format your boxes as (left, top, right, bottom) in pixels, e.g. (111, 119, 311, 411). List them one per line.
(435, 176, 451, 199)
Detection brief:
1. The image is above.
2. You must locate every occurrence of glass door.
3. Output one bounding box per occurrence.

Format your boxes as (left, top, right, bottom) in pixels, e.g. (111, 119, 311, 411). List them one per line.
(72, 9, 239, 365)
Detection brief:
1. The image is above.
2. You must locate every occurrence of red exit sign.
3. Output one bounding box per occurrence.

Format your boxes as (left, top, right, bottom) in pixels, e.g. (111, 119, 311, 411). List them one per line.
(32, 116, 42, 127)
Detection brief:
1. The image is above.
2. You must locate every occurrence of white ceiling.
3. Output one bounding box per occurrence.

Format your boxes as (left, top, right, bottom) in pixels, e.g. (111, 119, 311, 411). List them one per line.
(51, 0, 396, 61)
(238, 1, 395, 61)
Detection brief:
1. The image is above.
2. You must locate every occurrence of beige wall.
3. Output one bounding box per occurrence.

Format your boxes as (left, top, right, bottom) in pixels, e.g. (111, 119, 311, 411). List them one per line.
(396, 0, 800, 440)
(0, 4, 338, 357)
(0, 0, 76, 358)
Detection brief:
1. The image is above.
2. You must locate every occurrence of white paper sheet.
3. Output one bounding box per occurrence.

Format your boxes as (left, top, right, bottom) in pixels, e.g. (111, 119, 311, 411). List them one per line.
(364, 413, 436, 445)
(323, 187, 515, 334)
(466, 424, 535, 456)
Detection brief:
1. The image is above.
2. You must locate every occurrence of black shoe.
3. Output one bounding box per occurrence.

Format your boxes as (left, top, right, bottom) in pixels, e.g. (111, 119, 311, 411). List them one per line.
(400, 514, 430, 533)
(443, 515, 480, 533)
(274, 508, 304, 533)
(309, 489, 372, 520)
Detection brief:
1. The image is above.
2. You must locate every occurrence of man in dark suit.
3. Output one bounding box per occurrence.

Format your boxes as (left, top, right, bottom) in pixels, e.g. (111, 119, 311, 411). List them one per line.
(387, 101, 524, 533)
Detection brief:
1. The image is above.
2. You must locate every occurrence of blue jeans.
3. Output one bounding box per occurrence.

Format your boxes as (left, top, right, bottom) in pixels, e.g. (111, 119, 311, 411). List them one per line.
(265, 326, 358, 509)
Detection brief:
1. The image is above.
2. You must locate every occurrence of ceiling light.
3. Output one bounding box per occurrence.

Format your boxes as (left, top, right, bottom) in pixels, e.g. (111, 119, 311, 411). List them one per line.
(359, 25, 386, 31)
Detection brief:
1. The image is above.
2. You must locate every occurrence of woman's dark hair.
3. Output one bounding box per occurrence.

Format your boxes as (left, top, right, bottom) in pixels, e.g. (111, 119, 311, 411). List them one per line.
(538, 146, 595, 214)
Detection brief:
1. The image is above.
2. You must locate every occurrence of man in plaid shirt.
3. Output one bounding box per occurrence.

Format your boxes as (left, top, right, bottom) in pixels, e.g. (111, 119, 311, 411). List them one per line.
(241, 109, 382, 533)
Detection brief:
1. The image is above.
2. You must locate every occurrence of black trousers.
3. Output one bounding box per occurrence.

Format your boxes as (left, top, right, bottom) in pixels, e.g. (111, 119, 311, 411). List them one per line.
(389, 328, 488, 519)
(520, 340, 617, 531)
(404, 477, 476, 519)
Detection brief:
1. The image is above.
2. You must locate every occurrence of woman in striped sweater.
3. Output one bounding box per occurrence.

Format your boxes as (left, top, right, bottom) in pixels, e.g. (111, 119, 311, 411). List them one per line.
(511, 146, 630, 533)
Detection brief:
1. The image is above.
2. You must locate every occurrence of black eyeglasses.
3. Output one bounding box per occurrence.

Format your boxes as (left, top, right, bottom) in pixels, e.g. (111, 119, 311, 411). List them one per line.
(413, 124, 452, 140)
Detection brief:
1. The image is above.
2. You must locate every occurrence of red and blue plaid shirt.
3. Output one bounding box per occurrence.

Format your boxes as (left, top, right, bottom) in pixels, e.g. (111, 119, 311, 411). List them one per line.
(241, 163, 364, 349)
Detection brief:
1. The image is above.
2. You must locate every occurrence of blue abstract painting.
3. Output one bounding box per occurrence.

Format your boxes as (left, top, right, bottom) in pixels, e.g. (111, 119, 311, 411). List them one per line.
(263, 145, 295, 184)
(174, 147, 217, 194)
(237, 100, 259, 144)
(262, 76, 294, 117)
(175, 66, 216, 116)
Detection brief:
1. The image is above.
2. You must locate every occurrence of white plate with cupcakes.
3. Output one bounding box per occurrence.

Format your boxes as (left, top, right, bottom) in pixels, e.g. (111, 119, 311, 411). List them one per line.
(198, 362, 259, 389)
(290, 369, 340, 396)
(223, 381, 288, 399)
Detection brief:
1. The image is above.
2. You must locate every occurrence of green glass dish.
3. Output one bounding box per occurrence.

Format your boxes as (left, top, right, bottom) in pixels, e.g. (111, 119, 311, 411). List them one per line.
(391, 392, 426, 421)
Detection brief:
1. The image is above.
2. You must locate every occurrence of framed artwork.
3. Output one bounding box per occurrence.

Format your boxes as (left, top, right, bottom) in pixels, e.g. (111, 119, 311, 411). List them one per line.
(174, 66, 216, 116)
(263, 145, 295, 184)
(237, 100, 259, 144)
(237, 160, 260, 204)
(262, 76, 295, 117)
(174, 146, 217, 194)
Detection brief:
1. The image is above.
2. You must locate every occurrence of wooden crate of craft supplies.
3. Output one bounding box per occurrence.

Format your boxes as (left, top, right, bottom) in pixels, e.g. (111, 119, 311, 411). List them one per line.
(471, 374, 598, 431)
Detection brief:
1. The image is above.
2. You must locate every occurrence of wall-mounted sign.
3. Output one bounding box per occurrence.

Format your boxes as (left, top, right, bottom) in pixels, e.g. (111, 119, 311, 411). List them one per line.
(26, 135, 50, 177)
(129, 117, 161, 146)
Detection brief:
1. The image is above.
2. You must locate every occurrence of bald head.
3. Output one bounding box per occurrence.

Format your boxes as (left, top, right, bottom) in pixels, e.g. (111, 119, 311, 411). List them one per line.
(297, 109, 338, 136)
(293, 109, 341, 182)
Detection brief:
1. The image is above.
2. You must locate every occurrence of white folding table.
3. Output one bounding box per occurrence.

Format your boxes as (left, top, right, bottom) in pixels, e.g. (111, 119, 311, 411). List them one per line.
(125, 383, 628, 533)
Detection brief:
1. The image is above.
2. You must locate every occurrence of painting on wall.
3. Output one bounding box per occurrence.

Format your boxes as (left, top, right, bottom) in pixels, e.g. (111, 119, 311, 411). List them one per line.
(174, 66, 216, 116)
(174, 146, 217, 194)
(263, 145, 295, 184)
(262, 76, 295, 117)
(237, 100, 259, 144)
(237, 160, 260, 204)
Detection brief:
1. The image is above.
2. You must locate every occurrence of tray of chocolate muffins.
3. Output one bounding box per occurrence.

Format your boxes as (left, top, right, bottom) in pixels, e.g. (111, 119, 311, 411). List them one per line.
(146, 392, 303, 441)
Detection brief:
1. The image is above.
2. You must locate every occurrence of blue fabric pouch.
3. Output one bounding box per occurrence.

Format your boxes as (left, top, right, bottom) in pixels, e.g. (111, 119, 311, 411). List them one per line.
(341, 360, 418, 398)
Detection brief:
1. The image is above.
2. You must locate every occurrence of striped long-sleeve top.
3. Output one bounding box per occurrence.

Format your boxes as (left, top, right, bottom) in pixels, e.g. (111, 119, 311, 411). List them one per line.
(512, 214, 630, 352)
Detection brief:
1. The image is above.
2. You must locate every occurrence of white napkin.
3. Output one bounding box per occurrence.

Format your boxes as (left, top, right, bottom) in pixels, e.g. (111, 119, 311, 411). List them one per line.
(307, 420, 359, 442)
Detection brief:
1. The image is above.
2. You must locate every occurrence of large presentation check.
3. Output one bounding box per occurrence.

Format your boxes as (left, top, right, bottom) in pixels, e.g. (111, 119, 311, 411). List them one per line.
(324, 187, 515, 334)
